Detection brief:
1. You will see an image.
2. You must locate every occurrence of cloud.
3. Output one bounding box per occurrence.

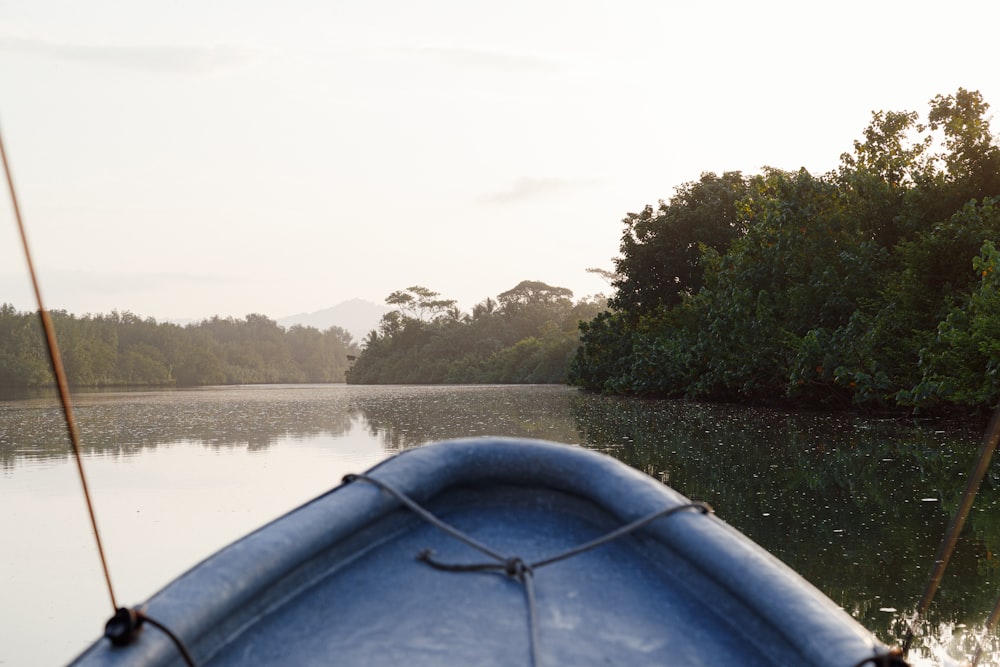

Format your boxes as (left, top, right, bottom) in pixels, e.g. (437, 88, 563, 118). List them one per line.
(0, 33, 259, 74)
(395, 45, 561, 73)
(476, 177, 598, 206)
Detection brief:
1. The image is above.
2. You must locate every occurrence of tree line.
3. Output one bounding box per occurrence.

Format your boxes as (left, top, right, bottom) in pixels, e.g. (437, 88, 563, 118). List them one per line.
(570, 88, 1000, 412)
(345, 281, 605, 384)
(0, 306, 359, 387)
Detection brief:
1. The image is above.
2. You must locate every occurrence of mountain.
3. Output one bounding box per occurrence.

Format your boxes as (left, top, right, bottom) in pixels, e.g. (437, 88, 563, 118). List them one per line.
(278, 299, 389, 344)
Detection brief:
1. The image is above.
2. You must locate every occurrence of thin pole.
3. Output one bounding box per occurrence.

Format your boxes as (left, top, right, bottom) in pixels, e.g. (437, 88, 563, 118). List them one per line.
(0, 126, 119, 613)
(970, 591, 1000, 666)
(902, 404, 1000, 655)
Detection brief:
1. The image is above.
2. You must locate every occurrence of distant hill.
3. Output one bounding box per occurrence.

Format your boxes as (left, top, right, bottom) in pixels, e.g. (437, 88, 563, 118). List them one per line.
(278, 299, 389, 344)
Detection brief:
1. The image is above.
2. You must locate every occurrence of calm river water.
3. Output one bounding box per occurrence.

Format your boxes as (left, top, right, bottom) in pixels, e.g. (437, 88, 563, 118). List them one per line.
(1, 384, 997, 666)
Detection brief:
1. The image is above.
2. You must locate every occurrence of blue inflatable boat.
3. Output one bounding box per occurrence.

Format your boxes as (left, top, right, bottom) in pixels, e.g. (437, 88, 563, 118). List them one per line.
(69, 437, 906, 666)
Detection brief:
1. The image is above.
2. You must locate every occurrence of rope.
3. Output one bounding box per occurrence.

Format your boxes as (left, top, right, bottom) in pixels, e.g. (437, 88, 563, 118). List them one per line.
(342, 474, 508, 561)
(902, 403, 1000, 656)
(140, 614, 197, 667)
(531, 502, 712, 569)
(345, 472, 711, 666)
(970, 589, 1000, 667)
(1, 126, 120, 612)
(3, 125, 195, 667)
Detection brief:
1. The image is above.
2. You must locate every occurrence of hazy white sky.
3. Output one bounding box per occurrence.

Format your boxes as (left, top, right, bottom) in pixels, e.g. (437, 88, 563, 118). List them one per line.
(1, 0, 997, 321)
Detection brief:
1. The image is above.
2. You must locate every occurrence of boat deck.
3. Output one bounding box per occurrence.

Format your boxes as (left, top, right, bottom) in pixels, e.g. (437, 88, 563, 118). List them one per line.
(207, 485, 798, 666)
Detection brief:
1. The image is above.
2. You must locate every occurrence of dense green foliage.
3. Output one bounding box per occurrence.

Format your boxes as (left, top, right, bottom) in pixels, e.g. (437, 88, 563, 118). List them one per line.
(571, 89, 1000, 411)
(0, 306, 358, 387)
(345, 282, 605, 384)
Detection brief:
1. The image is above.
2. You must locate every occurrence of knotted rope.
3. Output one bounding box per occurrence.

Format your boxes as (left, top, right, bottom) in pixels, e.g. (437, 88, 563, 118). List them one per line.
(344, 472, 711, 666)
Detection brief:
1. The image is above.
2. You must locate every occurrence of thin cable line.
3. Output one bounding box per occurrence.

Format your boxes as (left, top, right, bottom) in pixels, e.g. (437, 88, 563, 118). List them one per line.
(902, 403, 1000, 656)
(0, 125, 119, 613)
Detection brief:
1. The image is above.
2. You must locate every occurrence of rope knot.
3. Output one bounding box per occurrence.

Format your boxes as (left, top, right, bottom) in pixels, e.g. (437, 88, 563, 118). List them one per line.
(504, 557, 532, 579)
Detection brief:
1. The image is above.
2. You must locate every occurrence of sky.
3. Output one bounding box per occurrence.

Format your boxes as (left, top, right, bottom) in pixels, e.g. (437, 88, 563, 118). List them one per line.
(1, 0, 998, 322)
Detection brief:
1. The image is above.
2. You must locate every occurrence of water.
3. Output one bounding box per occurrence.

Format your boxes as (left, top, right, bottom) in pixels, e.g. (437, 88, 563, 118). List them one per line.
(0, 384, 996, 666)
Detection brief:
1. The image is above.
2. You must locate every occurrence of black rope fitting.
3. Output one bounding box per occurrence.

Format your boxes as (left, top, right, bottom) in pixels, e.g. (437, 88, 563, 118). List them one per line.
(104, 607, 144, 646)
(103, 607, 198, 667)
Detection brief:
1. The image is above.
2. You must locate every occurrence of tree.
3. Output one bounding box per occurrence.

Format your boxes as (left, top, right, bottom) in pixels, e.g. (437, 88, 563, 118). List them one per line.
(569, 310, 635, 392)
(585, 266, 619, 285)
(836, 109, 933, 248)
(0, 304, 50, 387)
(840, 110, 930, 189)
(902, 240, 1000, 406)
(384, 286, 457, 321)
(927, 88, 1000, 194)
(348, 281, 600, 385)
(471, 297, 498, 320)
(612, 171, 749, 315)
(497, 280, 573, 310)
(572, 89, 1000, 408)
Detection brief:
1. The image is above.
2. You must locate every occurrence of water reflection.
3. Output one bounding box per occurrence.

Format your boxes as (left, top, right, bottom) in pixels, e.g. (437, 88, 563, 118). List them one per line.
(348, 384, 588, 447)
(1, 384, 997, 665)
(568, 397, 999, 664)
(0, 386, 363, 465)
(0, 385, 586, 466)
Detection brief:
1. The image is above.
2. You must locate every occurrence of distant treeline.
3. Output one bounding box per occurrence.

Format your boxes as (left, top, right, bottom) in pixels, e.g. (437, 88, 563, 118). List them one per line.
(0, 306, 359, 387)
(570, 88, 1000, 412)
(345, 282, 605, 384)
